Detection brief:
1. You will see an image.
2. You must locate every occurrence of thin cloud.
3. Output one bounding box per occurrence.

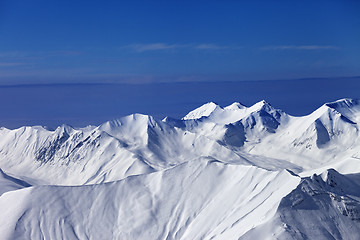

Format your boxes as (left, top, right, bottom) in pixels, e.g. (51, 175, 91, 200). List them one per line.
(0, 50, 84, 60)
(124, 43, 185, 52)
(43, 50, 84, 56)
(0, 51, 29, 58)
(261, 45, 340, 50)
(123, 43, 240, 52)
(0, 62, 28, 67)
(194, 44, 225, 50)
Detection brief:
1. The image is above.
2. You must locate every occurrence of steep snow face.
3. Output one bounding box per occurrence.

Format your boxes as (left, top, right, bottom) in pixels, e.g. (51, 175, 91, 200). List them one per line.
(241, 169, 360, 240)
(303, 104, 359, 150)
(325, 98, 360, 123)
(0, 160, 300, 240)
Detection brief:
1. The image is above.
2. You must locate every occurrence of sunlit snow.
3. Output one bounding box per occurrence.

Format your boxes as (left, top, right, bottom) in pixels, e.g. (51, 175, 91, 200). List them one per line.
(0, 98, 360, 239)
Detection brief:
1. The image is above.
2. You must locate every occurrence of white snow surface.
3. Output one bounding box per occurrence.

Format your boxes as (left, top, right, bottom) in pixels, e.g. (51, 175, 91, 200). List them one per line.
(0, 98, 360, 239)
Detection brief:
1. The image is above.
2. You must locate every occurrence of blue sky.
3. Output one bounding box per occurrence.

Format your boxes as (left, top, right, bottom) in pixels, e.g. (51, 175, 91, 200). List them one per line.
(0, 1, 360, 128)
(0, 0, 359, 84)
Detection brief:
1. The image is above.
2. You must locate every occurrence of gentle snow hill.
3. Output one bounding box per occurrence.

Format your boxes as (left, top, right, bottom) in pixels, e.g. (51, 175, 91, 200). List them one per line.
(0, 169, 31, 196)
(0, 160, 300, 240)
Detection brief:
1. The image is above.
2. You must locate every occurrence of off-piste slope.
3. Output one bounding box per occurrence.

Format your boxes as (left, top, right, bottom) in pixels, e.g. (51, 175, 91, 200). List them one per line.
(0, 168, 31, 196)
(241, 169, 360, 240)
(0, 98, 359, 239)
(0, 160, 300, 240)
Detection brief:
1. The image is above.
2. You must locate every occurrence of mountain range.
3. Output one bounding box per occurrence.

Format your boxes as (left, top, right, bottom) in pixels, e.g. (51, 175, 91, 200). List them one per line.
(0, 98, 359, 239)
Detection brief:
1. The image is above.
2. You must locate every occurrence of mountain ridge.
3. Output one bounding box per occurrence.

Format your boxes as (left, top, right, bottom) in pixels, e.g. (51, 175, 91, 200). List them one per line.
(0, 98, 360, 239)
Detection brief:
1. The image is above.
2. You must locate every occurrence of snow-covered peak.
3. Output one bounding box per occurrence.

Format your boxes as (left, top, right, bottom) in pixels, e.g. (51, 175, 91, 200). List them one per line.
(324, 98, 360, 123)
(325, 98, 359, 109)
(303, 98, 360, 127)
(54, 124, 74, 135)
(181, 100, 286, 126)
(95, 113, 161, 147)
(317, 98, 360, 117)
(224, 102, 246, 110)
(182, 102, 221, 120)
(248, 100, 273, 112)
(101, 113, 155, 128)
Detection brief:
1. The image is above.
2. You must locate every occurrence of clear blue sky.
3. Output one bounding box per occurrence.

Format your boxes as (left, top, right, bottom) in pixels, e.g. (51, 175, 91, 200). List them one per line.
(0, 0, 359, 84)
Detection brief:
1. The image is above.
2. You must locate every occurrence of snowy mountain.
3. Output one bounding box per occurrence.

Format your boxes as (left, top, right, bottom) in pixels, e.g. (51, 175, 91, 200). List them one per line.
(0, 98, 360, 239)
(242, 169, 360, 240)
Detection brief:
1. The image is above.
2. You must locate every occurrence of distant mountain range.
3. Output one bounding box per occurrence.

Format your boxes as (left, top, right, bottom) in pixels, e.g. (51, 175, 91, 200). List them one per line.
(0, 98, 360, 239)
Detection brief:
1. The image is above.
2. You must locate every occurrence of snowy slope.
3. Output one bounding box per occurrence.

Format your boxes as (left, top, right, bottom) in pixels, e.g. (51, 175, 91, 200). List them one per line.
(2, 98, 357, 185)
(0, 160, 300, 240)
(0, 169, 31, 196)
(168, 98, 360, 174)
(0, 98, 360, 239)
(182, 102, 222, 120)
(245, 99, 360, 172)
(241, 169, 360, 240)
(0, 114, 249, 185)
